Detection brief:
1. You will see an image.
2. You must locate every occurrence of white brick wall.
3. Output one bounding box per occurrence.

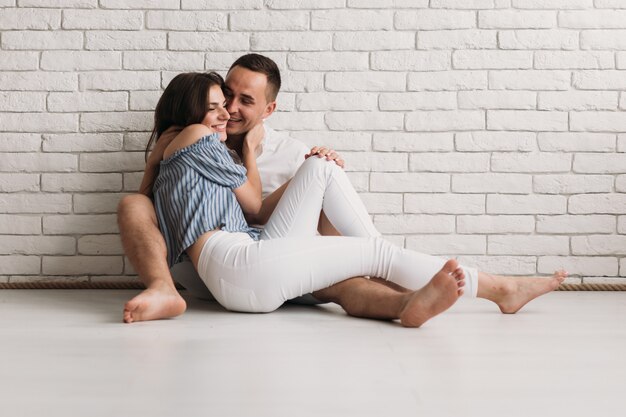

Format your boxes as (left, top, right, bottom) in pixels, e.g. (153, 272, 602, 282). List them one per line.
(0, 1, 624, 283)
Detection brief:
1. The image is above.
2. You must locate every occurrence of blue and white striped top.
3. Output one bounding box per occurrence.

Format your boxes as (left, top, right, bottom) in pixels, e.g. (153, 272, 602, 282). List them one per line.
(153, 133, 261, 267)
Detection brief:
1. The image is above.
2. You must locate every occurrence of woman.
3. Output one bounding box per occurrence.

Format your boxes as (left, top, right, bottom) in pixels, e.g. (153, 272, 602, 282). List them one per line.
(150, 71, 566, 326)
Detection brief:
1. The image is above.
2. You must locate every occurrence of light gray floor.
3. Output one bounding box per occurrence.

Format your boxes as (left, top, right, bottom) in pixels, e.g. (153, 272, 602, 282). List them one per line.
(1, 290, 625, 417)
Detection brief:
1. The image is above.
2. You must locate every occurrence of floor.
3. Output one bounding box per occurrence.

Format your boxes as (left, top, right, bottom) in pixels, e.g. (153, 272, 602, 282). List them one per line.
(0, 290, 624, 417)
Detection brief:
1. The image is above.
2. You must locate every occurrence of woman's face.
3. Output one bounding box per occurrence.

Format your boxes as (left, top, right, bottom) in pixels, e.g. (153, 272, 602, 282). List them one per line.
(201, 84, 230, 142)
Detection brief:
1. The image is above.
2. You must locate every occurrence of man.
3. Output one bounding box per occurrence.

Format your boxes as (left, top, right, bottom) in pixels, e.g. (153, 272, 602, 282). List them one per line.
(118, 54, 566, 325)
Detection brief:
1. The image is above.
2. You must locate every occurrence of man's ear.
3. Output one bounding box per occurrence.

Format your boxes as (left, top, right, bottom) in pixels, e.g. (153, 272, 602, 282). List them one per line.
(263, 101, 277, 120)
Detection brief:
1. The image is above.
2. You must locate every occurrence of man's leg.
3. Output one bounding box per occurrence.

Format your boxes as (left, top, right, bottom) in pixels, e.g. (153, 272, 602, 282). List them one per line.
(117, 194, 186, 323)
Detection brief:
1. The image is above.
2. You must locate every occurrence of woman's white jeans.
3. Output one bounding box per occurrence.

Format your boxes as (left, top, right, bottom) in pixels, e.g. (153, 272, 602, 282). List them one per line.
(197, 157, 478, 313)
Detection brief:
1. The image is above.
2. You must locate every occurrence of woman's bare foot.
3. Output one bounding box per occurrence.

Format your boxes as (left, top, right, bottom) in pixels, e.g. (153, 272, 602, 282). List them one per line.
(123, 282, 187, 323)
(399, 259, 465, 328)
(484, 270, 568, 314)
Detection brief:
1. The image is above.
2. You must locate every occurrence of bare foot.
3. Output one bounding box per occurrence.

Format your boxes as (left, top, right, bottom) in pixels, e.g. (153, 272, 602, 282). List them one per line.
(490, 270, 568, 314)
(399, 259, 465, 328)
(123, 283, 187, 323)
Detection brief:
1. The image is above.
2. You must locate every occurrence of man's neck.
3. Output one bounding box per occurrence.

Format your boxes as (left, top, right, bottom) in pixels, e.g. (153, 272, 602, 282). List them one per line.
(225, 134, 245, 156)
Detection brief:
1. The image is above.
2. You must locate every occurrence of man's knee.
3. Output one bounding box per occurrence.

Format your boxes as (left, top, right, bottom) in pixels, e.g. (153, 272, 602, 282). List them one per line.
(117, 194, 157, 228)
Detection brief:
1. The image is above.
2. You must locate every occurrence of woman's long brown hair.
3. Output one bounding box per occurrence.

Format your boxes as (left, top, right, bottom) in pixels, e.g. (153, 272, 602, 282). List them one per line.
(144, 71, 225, 162)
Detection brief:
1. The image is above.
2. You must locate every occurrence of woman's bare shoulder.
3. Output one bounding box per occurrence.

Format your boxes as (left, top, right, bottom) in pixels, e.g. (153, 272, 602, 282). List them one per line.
(164, 124, 214, 159)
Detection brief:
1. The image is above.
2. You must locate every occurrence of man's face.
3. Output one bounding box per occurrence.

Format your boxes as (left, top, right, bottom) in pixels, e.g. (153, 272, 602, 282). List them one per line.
(224, 66, 276, 136)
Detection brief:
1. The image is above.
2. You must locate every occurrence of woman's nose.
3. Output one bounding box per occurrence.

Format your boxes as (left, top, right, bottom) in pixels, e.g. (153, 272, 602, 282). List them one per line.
(219, 107, 230, 120)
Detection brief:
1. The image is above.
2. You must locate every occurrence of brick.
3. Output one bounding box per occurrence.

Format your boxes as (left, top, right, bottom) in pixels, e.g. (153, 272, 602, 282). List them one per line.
(41, 51, 121, 71)
(48, 92, 127, 112)
(342, 152, 407, 172)
(123, 172, 143, 192)
(169, 32, 250, 52)
(346, 172, 369, 192)
(538, 256, 618, 276)
(43, 133, 123, 152)
(80, 71, 160, 91)
(406, 235, 486, 255)
(489, 235, 569, 255)
(535, 175, 613, 194)
(479, 10, 555, 28)
(538, 91, 617, 111)
(0, 153, 76, 173)
(326, 112, 404, 131)
(457, 215, 535, 234)
(265, 0, 343, 8)
(559, 11, 626, 29)
(581, 30, 626, 50)
(454, 50, 532, 69)
(42, 173, 122, 192)
(124, 52, 204, 71)
(618, 174, 626, 191)
(232, 11, 308, 31)
(0, 173, 39, 192)
(405, 194, 485, 214)
(1, 30, 82, 50)
(80, 112, 153, 133)
(0, 256, 41, 275)
(183, 0, 262, 8)
(622, 259, 626, 277)
(371, 51, 450, 71)
(569, 194, 626, 214)
(43, 256, 123, 275)
(146, 11, 226, 30)
(312, 10, 392, 30)
(374, 215, 455, 234)
(0, 8, 60, 29)
(334, 31, 414, 51)
(0, 72, 77, 91)
(80, 152, 145, 173)
(488, 110, 568, 131)
(251, 32, 330, 52)
(571, 112, 626, 133)
(349, 0, 429, 6)
(452, 173, 532, 193)
(572, 235, 626, 255)
(512, 0, 592, 8)
(266, 112, 326, 131)
(492, 152, 570, 172)
(379, 92, 456, 111)
(406, 110, 485, 132)
(456, 255, 537, 275)
(290, 132, 371, 151)
(573, 71, 626, 90)
(129, 91, 161, 111)
(0, 134, 41, 152)
(535, 51, 614, 70)
(617, 53, 626, 70)
(537, 133, 615, 152)
(100, 0, 179, 8)
(537, 215, 615, 234)
(288, 52, 368, 71)
(455, 131, 535, 152)
(0, 236, 75, 255)
(43, 214, 118, 234)
(19, 0, 97, 6)
(325, 72, 405, 92)
(0, 52, 39, 70)
(431, 0, 494, 9)
(373, 133, 454, 152)
(409, 153, 490, 173)
(86, 31, 166, 50)
(619, 134, 626, 151)
(619, 216, 626, 233)
(395, 10, 476, 30)
(73, 193, 130, 214)
(489, 70, 570, 90)
(487, 194, 566, 214)
(0, 92, 45, 112)
(595, 0, 626, 7)
(458, 91, 536, 110)
(418, 30, 496, 50)
(277, 71, 325, 92)
(0, 215, 41, 235)
(63, 10, 142, 30)
(297, 92, 378, 111)
(370, 173, 450, 192)
(358, 193, 403, 214)
(499, 30, 577, 50)
(408, 71, 488, 91)
(78, 235, 123, 255)
(2, 113, 77, 133)
(0, 194, 71, 214)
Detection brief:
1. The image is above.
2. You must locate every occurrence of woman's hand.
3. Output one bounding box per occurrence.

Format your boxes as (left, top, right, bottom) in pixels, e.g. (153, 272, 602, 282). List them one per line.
(244, 122, 265, 153)
(305, 146, 345, 169)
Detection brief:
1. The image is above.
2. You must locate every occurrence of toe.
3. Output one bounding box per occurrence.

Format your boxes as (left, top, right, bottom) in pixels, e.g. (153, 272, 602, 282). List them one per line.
(442, 259, 459, 274)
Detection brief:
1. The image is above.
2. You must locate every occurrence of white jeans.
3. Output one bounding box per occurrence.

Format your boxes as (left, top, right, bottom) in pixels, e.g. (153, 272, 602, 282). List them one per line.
(197, 157, 478, 313)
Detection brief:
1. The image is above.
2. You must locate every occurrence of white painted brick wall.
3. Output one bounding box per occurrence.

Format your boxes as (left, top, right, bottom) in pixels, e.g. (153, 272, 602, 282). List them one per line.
(0, 1, 624, 283)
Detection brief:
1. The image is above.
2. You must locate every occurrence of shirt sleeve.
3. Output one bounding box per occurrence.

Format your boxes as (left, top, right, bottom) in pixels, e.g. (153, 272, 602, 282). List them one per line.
(183, 135, 247, 189)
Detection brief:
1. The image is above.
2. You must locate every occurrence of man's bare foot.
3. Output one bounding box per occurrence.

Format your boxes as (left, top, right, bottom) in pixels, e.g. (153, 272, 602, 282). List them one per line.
(399, 259, 465, 328)
(488, 270, 568, 314)
(123, 283, 187, 323)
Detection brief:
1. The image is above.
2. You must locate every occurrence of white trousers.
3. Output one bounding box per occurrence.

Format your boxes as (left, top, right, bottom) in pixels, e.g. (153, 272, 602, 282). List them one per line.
(197, 157, 478, 313)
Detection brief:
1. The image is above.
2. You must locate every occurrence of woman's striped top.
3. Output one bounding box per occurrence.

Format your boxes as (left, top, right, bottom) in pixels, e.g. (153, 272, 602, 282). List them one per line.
(153, 133, 261, 267)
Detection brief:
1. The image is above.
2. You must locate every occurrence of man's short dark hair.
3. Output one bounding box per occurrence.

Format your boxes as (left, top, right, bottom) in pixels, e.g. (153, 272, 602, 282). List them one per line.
(228, 53, 281, 102)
